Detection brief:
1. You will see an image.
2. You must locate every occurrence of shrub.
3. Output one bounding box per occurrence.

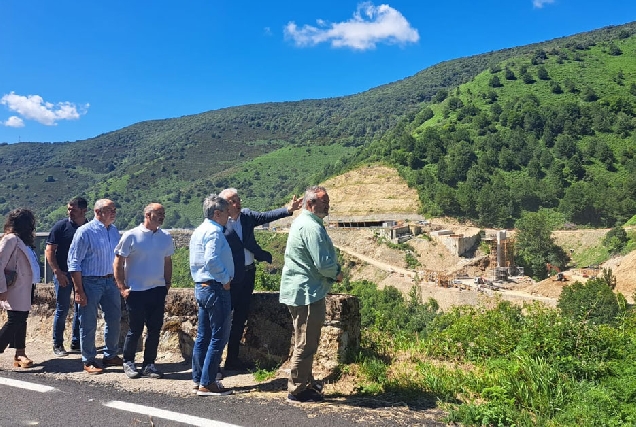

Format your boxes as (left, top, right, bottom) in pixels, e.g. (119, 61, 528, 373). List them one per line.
(335, 281, 440, 335)
(603, 226, 628, 254)
(557, 277, 623, 325)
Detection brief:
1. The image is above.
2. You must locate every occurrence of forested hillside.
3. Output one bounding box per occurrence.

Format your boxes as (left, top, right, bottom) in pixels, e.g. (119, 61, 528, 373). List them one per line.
(0, 22, 634, 230)
(365, 31, 636, 227)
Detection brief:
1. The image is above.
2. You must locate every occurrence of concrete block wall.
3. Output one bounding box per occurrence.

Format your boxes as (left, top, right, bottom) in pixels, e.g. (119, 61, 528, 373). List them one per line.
(432, 231, 480, 256)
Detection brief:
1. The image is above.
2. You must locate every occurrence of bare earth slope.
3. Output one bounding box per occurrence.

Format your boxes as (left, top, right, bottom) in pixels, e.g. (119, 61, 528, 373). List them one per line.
(324, 164, 421, 217)
(283, 164, 636, 306)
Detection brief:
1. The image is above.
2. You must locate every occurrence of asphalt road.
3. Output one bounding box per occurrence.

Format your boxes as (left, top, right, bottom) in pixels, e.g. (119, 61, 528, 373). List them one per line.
(0, 370, 444, 427)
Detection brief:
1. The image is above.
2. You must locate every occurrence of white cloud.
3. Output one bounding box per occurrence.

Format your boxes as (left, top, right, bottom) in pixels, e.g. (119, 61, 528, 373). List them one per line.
(533, 0, 555, 8)
(3, 116, 24, 128)
(264, 27, 272, 36)
(284, 2, 419, 50)
(0, 92, 89, 126)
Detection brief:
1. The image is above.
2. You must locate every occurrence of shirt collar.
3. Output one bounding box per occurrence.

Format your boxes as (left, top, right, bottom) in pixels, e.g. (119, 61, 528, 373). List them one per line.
(138, 223, 159, 233)
(302, 209, 325, 226)
(205, 218, 224, 230)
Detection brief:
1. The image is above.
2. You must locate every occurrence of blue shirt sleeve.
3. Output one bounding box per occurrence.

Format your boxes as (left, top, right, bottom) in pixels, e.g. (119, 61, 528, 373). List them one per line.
(204, 231, 232, 284)
(67, 226, 88, 272)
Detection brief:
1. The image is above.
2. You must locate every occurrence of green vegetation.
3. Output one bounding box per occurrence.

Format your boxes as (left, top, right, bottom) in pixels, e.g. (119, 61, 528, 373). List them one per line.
(169, 228, 636, 425)
(339, 276, 636, 426)
(570, 227, 636, 268)
(171, 247, 192, 288)
(374, 234, 422, 269)
(514, 209, 569, 279)
(252, 365, 279, 382)
(171, 231, 287, 289)
(365, 30, 636, 228)
(2, 22, 635, 232)
(603, 226, 629, 254)
(558, 273, 623, 325)
(227, 144, 357, 211)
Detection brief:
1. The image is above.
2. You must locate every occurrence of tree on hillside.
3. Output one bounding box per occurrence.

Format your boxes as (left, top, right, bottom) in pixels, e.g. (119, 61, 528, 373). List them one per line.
(550, 81, 563, 94)
(557, 274, 623, 325)
(514, 210, 569, 280)
(489, 75, 503, 88)
(603, 226, 628, 254)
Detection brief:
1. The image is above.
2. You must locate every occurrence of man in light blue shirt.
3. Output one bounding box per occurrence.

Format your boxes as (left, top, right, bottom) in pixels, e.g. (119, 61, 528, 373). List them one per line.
(280, 186, 342, 403)
(190, 194, 234, 396)
(68, 199, 123, 375)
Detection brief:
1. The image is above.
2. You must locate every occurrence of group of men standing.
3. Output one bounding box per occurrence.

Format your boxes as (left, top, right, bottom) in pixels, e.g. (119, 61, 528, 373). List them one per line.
(46, 185, 342, 403)
(47, 198, 173, 376)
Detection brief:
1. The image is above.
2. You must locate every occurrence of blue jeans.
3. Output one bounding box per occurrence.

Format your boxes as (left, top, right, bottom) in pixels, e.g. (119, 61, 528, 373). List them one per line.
(192, 282, 231, 387)
(78, 276, 121, 364)
(123, 286, 167, 367)
(52, 272, 80, 347)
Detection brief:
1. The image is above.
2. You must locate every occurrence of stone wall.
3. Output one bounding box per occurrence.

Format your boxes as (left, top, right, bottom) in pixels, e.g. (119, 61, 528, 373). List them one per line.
(25, 285, 360, 377)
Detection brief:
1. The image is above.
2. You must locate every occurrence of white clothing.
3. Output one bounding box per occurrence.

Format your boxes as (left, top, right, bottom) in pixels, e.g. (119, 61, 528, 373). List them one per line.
(114, 224, 175, 292)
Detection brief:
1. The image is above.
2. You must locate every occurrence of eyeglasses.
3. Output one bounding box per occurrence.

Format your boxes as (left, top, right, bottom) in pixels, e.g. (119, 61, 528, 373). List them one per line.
(101, 207, 117, 214)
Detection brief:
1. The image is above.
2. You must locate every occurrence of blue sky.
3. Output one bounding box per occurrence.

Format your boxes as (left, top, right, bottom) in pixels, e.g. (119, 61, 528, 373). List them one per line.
(1, 0, 635, 143)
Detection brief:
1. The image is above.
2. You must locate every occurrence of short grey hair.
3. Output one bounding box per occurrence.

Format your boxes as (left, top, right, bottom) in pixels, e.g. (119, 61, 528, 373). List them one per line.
(144, 203, 163, 216)
(203, 194, 229, 219)
(95, 199, 113, 211)
(302, 186, 327, 209)
(219, 188, 239, 200)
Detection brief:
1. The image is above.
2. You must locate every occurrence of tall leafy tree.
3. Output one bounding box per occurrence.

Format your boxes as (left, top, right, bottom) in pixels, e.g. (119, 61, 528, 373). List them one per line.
(515, 210, 568, 280)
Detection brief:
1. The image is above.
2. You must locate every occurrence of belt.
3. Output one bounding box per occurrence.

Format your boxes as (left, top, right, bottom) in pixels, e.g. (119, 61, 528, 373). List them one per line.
(198, 280, 221, 287)
(245, 263, 255, 271)
(86, 274, 114, 278)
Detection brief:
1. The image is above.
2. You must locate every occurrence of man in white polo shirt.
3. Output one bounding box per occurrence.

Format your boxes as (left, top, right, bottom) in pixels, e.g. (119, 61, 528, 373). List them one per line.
(114, 203, 174, 379)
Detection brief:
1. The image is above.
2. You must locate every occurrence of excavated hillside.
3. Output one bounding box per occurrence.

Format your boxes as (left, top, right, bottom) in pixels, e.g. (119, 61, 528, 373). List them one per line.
(276, 164, 636, 307)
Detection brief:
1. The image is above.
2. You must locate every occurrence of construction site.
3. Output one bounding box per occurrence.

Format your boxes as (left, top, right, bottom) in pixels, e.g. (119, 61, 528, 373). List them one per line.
(325, 215, 616, 309)
(271, 165, 629, 308)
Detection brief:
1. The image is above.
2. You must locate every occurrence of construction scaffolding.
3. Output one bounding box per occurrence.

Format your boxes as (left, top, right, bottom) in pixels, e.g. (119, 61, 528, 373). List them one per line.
(487, 232, 516, 280)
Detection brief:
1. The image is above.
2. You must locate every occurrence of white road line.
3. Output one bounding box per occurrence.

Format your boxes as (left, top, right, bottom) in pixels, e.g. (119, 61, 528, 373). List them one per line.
(0, 377, 56, 393)
(104, 401, 242, 427)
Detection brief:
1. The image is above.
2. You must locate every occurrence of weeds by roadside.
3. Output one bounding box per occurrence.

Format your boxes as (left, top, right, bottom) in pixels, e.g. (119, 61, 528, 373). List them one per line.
(336, 274, 636, 426)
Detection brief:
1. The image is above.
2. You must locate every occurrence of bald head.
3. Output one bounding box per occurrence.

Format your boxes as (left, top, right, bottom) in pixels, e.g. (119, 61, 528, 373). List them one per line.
(144, 203, 166, 231)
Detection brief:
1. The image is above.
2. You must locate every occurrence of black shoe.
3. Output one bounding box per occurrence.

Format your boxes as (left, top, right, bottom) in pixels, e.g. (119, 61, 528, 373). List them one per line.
(309, 381, 324, 394)
(287, 388, 325, 403)
(53, 345, 68, 357)
(70, 342, 80, 351)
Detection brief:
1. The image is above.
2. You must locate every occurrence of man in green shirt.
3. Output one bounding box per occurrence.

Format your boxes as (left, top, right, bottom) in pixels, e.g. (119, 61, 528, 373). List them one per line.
(279, 186, 343, 403)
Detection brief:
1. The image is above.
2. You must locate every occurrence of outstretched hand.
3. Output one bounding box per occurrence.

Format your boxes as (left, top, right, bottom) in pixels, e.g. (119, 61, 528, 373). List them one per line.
(288, 195, 302, 212)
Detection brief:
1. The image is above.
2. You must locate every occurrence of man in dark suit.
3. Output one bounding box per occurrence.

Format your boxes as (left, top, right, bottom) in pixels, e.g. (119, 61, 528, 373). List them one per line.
(219, 188, 302, 371)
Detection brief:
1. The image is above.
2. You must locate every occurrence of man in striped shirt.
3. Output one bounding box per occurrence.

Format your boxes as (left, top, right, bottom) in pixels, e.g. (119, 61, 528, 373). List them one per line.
(68, 199, 123, 374)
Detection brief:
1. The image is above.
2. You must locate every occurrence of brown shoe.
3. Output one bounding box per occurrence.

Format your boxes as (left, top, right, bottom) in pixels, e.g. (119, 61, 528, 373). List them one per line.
(197, 381, 233, 396)
(103, 355, 124, 367)
(84, 362, 103, 375)
(13, 355, 34, 368)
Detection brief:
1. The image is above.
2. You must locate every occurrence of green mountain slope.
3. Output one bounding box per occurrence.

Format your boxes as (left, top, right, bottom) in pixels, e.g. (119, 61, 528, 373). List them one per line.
(1, 22, 635, 230)
(368, 32, 636, 227)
